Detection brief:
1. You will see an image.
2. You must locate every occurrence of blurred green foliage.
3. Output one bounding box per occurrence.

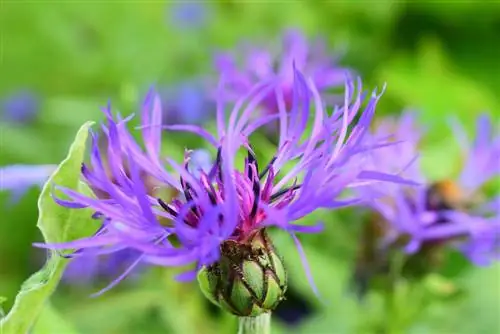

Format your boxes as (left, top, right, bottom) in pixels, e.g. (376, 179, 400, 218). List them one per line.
(1, 1, 499, 333)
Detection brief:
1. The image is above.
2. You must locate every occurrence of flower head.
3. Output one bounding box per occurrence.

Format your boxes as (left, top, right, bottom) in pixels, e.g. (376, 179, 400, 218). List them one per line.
(215, 29, 350, 115)
(37, 69, 411, 296)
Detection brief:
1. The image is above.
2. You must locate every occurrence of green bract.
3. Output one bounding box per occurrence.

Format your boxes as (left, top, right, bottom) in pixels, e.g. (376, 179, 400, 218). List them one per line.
(0, 122, 98, 334)
(197, 229, 287, 317)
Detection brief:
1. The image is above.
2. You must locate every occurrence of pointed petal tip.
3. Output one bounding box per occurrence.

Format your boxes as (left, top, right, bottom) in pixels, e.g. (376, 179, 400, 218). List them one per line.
(143, 86, 157, 106)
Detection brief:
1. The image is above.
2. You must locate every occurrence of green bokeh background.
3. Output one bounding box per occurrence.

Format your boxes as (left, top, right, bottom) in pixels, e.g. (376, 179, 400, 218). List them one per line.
(1, 1, 499, 333)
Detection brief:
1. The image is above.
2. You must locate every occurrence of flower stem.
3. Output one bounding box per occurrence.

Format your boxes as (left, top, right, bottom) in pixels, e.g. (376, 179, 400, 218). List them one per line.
(237, 313, 271, 334)
(382, 253, 406, 334)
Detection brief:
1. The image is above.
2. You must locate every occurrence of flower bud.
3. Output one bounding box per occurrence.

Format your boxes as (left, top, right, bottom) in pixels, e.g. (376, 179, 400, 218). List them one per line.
(197, 229, 287, 317)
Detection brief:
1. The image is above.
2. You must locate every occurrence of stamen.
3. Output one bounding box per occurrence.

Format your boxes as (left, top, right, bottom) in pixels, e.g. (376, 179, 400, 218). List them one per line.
(183, 183, 194, 202)
(208, 147, 222, 180)
(207, 190, 217, 205)
(259, 156, 277, 180)
(250, 165, 261, 218)
(158, 198, 178, 217)
(247, 148, 259, 180)
(200, 173, 218, 205)
(261, 167, 275, 201)
(181, 182, 201, 217)
(270, 184, 301, 202)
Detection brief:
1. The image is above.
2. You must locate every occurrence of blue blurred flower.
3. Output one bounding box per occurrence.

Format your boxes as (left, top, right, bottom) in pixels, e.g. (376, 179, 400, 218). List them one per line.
(169, 1, 211, 30)
(160, 81, 214, 125)
(1, 90, 40, 124)
(63, 249, 144, 286)
(0, 164, 56, 203)
(360, 113, 500, 266)
(35, 70, 414, 294)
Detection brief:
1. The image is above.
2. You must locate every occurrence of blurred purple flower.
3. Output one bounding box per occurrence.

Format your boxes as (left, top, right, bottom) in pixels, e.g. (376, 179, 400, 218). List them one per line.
(361, 113, 500, 265)
(160, 81, 214, 125)
(455, 209, 500, 266)
(169, 1, 210, 30)
(35, 69, 414, 294)
(453, 114, 500, 193)
(0, 164, 56, 203)
(214, 29, 350, 114)
(1, 90, 40, 124)
(63, 248, 143, 286)
(361, 111, 425, 184)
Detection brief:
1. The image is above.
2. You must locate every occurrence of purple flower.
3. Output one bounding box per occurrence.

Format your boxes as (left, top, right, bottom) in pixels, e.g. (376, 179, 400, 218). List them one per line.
(214, 29, 350, 115)
(453, 114, 500, 193)
(160, 81, 214, 125)
(168, 1, 211, 30)
(0, 164, 56, 203)
(362, 111, 425, 183)
(63, 249, 143, 286)
(1, 90, 40, 124)
(455, 206, 500, 266)
(36, 69, 412, 294)
(361, 113, 500, 265)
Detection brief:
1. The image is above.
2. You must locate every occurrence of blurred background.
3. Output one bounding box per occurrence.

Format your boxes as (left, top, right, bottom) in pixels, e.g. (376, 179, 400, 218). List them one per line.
(1, 1, 499, 333)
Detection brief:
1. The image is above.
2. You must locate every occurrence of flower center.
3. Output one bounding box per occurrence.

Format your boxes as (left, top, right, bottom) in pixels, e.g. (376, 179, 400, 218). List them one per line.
(158, 147, 301, 241)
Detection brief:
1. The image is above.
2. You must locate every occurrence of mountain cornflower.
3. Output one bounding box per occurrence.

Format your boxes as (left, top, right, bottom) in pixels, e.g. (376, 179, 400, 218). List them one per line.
(358, 113, 500, 271)
(215, 29, 350, 115)
(36, 68, 414, 316)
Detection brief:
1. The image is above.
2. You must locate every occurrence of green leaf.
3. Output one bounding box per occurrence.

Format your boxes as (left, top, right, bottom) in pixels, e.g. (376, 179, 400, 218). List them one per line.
(0, 296, 6, 318)
(32, 303, 79, 334)
(0, 121, 97, 334)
